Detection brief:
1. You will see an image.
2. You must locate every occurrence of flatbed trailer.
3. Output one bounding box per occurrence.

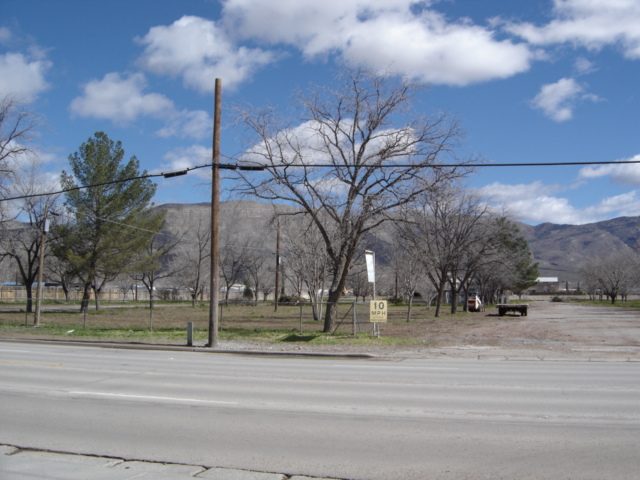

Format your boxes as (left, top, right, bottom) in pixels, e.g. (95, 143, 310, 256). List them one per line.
(496, 304, 528, 316)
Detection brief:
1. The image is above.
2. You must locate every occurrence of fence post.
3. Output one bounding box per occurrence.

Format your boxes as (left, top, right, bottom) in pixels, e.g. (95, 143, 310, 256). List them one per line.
(352, 300, 357, 336)
(187, 321, 193, 347)
(299, 303, 303, 334)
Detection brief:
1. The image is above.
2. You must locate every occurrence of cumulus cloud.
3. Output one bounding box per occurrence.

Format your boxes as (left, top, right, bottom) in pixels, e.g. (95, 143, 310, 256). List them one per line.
(0, 52, 51, 103)
(70, 72, 173, 122)
(476, 179, 640, 225)
(70, 72, 212, 138)
(162, 145, 212, 179)
(222, 0, 533, 86)
(579, 154, 640, 184)
(507, 0, 640, 59)
(476, 181, 612, 224)
(156, 109, 211, 139)
(531, 77, 599, 122)
(137, 15, 274, 92)
(476, 181, 577, 223)
(574, 56, 596, 74)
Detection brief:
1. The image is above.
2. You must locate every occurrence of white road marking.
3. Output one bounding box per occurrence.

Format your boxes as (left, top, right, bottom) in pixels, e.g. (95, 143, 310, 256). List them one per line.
(69, 391, 238, 406)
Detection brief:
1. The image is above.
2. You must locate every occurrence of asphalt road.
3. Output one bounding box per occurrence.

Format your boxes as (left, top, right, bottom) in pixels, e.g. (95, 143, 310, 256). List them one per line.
(1, 342, 639, 480)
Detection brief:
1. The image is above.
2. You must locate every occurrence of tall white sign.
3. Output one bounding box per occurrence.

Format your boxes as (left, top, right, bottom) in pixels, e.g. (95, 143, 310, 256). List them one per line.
(365, 250, 375, 283)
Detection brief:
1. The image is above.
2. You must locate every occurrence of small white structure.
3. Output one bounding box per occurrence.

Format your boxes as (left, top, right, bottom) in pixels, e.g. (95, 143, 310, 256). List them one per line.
(467, 295, 483, 312)
(529, 277, 560, 294)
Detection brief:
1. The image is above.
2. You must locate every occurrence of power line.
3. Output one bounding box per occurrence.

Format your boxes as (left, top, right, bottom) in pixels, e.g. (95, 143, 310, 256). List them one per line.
(2, 158, 640, 203)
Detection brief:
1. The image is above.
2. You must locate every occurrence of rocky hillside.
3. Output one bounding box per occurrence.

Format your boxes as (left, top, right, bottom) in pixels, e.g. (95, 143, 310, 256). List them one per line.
(520, 217, 640, 281)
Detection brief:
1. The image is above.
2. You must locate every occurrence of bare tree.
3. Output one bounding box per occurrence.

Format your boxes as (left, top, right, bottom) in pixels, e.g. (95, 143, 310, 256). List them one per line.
(401, 188, 538, 315)
(399, 192, 453, 317)
(282, 215, 329, 320)
(0, 160, 59, 313)
(243, 242, 268, 305)
(0, 97, 35, 206)
(350, 267, 371, 302)
(132, 226, 182, 329)
(175, 216, 210, 307)
(399, 188, 490, 316)
(389, 230, 426, 322)
(238, 73, 463, 332)
(220, 240, 248, 304)
(581, 253, 639, 303)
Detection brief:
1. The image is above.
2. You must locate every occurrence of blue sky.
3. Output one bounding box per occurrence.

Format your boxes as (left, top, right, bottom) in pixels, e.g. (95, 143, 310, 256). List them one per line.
(1, 0, 639, 225)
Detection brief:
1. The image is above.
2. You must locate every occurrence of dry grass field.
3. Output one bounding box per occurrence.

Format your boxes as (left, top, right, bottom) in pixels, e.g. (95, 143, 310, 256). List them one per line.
(1, 297, 639, 356)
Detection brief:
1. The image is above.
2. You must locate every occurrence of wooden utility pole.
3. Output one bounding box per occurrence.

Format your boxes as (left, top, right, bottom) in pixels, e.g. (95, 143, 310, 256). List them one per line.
(274, 218, 280, 312)
(33, 204, 49, 327)
(208, 78, 221, 348)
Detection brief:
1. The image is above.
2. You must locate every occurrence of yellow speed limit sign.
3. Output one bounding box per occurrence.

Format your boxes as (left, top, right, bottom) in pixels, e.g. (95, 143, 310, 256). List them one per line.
(370, 300, 388, 323)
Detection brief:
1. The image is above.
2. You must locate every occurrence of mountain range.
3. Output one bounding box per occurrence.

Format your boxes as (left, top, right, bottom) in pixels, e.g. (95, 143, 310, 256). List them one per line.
(157, 202, 640, 284)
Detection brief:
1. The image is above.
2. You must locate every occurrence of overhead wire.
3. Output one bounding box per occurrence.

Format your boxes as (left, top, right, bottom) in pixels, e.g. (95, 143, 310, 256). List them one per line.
(2, 157, 640, 203)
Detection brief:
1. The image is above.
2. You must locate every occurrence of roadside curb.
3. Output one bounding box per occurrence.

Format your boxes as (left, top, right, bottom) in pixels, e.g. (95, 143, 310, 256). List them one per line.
(0, 337, 376, 359)
(1, 444, 344, 480)
(2, 338, 639, 362)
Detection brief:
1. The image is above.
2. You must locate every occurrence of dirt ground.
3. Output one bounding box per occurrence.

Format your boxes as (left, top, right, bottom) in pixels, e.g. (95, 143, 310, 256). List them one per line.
(231, 297, 640, 360)
(363, 297, 640, 359)
(170, 297, 640, 361)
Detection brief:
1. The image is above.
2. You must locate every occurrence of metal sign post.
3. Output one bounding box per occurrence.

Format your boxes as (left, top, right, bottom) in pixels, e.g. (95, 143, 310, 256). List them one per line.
(365, 250, 383, 337)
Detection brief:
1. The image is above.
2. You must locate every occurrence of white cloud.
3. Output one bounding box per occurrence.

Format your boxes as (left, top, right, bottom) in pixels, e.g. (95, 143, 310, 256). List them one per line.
(243, 120, 342, 166)
(156, 109, 211, 139)
(583, 191, 640, 218)
(70, 72, 212, 139)
(137, 15, 274, 92)
(222, 0, 533, 86)
(531, 77, 599, 122)
(579, 154, 640, 184)
(476, 179, 640, 225)
(574, 56, 596, 74)
(162, 145, 212, 179)
(0, 52, 51, 103)
(243, 118, 418, 168)
(70, 72, 173, 122)
(507, 0, 640, 59)
(481, 183, 584, 224)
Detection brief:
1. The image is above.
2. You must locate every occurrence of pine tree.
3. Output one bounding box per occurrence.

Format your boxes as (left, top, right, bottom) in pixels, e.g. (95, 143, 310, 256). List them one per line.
(57, 132, 163, 312)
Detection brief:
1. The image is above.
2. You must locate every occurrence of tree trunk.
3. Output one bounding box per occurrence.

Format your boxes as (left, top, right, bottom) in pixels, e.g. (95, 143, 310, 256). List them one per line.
(310, 291, 320, 321)
(406, 295, 414, 322)
(93, 286, 101, 310)
(434, 283, 444, 317)
(25, 284, 34, 313)
(80, 282, 91, 313)
(323, 289, 341, 333)
(434, 280, 447, 317)
(450, 278, 458, 314)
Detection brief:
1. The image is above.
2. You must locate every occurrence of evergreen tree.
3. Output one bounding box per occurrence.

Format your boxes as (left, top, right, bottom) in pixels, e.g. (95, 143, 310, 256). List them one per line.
(57, 132, 162, 312)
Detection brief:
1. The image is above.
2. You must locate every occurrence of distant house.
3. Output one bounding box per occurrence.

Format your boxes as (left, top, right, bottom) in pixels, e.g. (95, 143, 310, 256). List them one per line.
(528, 277, 561, 294)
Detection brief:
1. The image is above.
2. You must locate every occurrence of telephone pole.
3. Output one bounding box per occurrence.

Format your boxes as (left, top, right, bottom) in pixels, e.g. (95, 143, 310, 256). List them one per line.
(34, 204, 49, 327)
(208, 78, 221, 348)
(274, 218, 280, 312)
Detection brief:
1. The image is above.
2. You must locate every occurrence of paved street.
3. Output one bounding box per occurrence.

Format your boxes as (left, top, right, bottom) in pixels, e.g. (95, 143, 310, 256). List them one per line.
(1, 341, 639, 479)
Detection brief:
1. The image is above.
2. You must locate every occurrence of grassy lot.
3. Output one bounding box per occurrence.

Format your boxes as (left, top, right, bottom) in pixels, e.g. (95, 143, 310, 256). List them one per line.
(0, 300, 490, 347)
(567, 297, 640, 309)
